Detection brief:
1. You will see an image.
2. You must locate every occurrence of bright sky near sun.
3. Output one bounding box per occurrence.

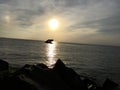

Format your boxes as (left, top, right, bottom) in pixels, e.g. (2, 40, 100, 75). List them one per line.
(0, 0, 120, 46)
(48, 19, 59, 30)
(5, 15, 11, 23)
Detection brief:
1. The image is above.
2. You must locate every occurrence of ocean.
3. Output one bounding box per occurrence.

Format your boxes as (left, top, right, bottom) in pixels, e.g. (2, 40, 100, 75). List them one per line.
(0, 38, 120, 86)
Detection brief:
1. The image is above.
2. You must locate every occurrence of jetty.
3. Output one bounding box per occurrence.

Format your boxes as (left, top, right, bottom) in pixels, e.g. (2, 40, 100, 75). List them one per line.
(0, 59, 118, 90)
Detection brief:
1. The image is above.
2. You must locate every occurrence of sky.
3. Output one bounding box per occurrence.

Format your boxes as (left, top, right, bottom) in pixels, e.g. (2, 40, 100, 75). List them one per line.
(0, 0, 120, 46)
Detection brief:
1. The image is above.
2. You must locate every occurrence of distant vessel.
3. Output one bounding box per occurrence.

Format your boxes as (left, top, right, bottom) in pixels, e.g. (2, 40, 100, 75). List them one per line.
(45, 39, 54, 44)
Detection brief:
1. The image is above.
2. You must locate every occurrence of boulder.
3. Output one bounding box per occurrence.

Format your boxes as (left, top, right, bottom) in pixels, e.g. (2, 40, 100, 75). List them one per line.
(1, 75, 38, 90)
(53, 59, 83, 90)
(0, 59, 9, 71)
(25, 65, 70, 90)
(102, 78, 118, 90)
(11, 62, 70, 90)
(81, 78, 97, 90)
(35, 63, 48, 70)
(0, 59, 118, 90)
(53, 59, 66, 71)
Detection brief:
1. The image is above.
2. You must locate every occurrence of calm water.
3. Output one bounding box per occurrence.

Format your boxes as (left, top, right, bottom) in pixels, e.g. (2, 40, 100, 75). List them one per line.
(0, 38, 120, 85)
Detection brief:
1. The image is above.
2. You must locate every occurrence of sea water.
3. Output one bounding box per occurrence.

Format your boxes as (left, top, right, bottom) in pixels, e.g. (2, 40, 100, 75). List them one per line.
(0, 38, 120, 86)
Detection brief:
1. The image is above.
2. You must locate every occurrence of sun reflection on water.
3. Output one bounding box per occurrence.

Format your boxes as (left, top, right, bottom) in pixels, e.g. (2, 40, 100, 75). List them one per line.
(46, 41, 57, 67)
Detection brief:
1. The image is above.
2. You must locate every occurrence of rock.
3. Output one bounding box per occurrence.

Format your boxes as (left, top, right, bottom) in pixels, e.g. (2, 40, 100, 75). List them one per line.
(102, 78, 118, 90)
(53, 59, 99, 90)
(53, 59, 66, 71)
(0, 59, 119, 90)
(26, 65, 70, 90)
(12, 64, 33, 77)
(81, 78, 97, 90)
(1, 76, 38, 90)
(53, 59, 83, 90)
(35, 63, 48, 70)
(11, 62, 70, 90)
(0, 59, 9, 71)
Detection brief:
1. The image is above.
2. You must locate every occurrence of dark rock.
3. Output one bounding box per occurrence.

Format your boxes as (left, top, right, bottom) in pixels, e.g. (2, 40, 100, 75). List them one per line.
(11, 62, 70, 90)
(26, 65, 70, 90)
(81, 78, 97, 90)
(102, 78, 118, 90)
(0, 59, 119, 90)
(35, 63, 48, 70)
(12, 64, 33, 77)
(53, 59, 83, 90)
(0, 59, 9, 71)
(53, 59, 66, 71)
(1, 76, 38, 90)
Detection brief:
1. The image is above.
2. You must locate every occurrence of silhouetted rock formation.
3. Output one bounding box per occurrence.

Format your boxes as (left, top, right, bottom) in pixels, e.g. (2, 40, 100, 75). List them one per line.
(0, 59, 119, 90)
(0, 59, 8, 71)
(53, 59, 83, 90)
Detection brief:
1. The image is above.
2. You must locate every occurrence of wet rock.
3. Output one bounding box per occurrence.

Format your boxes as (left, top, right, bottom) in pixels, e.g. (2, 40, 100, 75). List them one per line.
(0, 59, 9, 71)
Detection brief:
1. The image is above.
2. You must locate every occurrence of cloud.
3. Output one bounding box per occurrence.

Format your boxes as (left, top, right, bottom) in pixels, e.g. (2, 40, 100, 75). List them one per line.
(0, 0, 120, 45)
(12, 8, 45, 27)
(97, 15, 120, 33)
(77, 14, 120, 34)
(62, 0, 120, 34)
(0, 0, 9, 4)
(54, 0, 88, 8)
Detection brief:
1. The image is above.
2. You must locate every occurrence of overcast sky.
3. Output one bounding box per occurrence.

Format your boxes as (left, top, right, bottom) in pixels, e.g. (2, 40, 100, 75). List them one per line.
(0, 0, 120, 46)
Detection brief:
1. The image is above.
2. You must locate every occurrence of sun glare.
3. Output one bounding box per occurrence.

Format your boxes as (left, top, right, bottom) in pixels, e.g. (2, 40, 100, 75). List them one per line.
(48, 19, 59, 30)
(5, 15, 11, 23)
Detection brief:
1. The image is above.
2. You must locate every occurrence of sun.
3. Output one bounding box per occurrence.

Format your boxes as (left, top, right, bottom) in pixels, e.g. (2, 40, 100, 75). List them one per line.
(48, 19, 59, 30)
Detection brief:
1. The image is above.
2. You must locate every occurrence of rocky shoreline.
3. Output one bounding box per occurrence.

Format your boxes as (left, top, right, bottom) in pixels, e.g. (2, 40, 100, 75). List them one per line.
(0, 59, 119, 90)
